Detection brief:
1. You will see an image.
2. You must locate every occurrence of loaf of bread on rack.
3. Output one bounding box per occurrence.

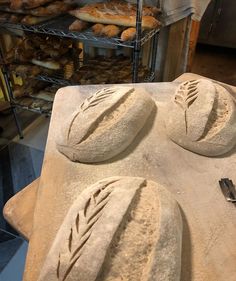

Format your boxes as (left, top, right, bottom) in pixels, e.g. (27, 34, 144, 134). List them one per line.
(69, 19, 89, 31)
(10, 0, 53, 10)
(28, 1, 73, 17)
(0, 0, 11, 4)
(92, 23, 121, 37)
(31, 59, 61, 70)
(121, 27, 136, 41)
(21, 15, 52, 25)
(70, 0, 161, 29)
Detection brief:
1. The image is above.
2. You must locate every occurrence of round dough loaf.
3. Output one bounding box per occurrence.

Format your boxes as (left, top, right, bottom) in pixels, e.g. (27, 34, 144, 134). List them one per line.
(38, 177, 182, 281)
(165, 79, 236, 156)
(57, 86, 155, 162)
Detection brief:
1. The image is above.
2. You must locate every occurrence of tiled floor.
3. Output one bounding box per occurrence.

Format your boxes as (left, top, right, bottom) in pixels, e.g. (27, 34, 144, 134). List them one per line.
(0, 116, 49, 281)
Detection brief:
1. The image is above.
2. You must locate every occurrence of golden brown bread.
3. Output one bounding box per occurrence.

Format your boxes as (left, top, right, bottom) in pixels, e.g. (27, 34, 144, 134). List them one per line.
(70, 1, 161, 29)
(69, 20, 89, 31)
(29, 1, 73, 17)
(92, 23, 121, 37)
(64, 62, 74, 79)
(31, 59, 61, 70)
(121, 27, 136, 41)
(10, 0, 53, 10)
(21, 15, 52, 25)
(102, 24, 121, 38)
(92, 23, 105, 35)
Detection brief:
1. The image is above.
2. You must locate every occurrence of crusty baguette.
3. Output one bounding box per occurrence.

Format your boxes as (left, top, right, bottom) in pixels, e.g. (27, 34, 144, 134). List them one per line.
(70, 9, 160, 29)
(121, 27, 136, 41)
(70, 1, 161, 30)
(69, 19, 88, 31)
(31, 59, 60, 70)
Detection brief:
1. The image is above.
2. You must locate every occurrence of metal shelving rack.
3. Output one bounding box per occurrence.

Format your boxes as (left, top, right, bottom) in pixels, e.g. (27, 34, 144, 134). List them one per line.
(0, 0, 160, 137)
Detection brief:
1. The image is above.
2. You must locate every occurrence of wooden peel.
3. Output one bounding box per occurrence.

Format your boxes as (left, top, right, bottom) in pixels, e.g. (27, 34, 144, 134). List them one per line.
(3, 178, 39, 240)
(4, 73, 236, 243)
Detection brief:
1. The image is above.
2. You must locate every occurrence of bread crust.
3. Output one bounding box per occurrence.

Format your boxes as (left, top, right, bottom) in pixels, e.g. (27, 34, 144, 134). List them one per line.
(69, 19, 88, 31)
(121, 27, 136, 41)
(70, 1, 161, 29)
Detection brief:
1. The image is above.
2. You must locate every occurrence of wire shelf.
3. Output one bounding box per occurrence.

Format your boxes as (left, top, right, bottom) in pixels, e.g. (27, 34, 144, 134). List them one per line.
(13, 103, 52, 115)
(0, 14, 159, 48)
(36, 74, 71, 86)
(12, 98, 52, 115)
(35, 70, 155, 86)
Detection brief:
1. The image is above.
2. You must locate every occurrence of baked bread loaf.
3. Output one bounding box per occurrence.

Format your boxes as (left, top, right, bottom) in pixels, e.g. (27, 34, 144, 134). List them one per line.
(101, 24, 121, 37)
(57, 86, 155, 162)
(69, 19, 88, 31)
(92, 23, 121, 37)
(31, 59, 60, 70)
(70, 1, 161, 29)
(121, 27, 136, 41)
(21, 15, 52, 25)
(165, 79, 236, 156)
(10, 0, 53, 10)
(92, 23, 105, 35)
(28, 1, 72, 17)
(10, 64, 42, 78)
(38, 176, 182, 281)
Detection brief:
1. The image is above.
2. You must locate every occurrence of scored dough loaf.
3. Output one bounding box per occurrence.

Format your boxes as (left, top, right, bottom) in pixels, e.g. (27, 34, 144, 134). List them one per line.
(165, 79, 236, 156)
(29, 1, 72, 17)
(37, 177, 182, 281)
(57, 86, 155, 163)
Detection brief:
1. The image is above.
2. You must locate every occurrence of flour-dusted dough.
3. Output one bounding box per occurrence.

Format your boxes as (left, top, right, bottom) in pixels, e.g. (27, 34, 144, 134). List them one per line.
(165, 79, 236, 156)
(57, 86, 155, 163)
(38, 177, 182, 281)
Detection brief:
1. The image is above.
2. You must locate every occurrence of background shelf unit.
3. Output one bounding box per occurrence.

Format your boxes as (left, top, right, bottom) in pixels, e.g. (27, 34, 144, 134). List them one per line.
(0, 15, 159, 48)
(0, 0, 160, 138)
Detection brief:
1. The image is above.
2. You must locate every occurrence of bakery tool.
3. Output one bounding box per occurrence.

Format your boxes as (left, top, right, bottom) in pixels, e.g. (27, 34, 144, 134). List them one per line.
(219, 178, 236, 203)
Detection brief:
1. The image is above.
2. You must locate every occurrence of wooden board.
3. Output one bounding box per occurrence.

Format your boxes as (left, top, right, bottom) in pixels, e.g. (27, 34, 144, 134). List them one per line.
(4, 74, 236, 281)
(3, 178, 39, 240)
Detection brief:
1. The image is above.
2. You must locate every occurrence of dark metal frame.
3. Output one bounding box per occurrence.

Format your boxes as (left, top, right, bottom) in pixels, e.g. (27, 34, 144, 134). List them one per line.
(0, 48, 23, 138)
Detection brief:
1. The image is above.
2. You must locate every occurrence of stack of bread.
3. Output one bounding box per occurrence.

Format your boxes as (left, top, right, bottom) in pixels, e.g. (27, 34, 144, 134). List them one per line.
(12, 79, 59, 113)
(71, 55, 149, 84)
(69, 0, 161, 41)
(4, 34, 81, 79)
(0, 0, 75, 24)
